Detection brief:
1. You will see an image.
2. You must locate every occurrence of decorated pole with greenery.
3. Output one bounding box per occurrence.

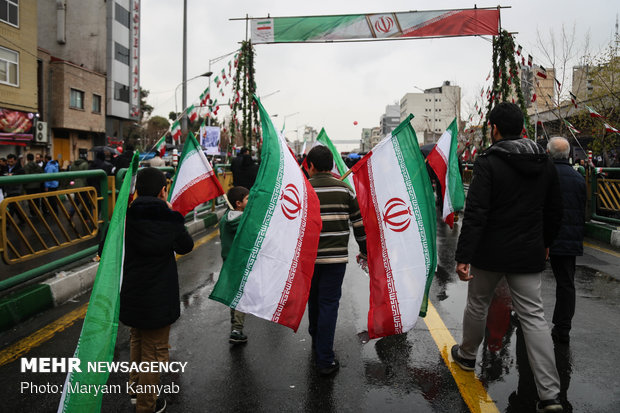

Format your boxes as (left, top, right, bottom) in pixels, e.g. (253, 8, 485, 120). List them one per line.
(482, 30, 533, 145)
(231, 40, 261, 152)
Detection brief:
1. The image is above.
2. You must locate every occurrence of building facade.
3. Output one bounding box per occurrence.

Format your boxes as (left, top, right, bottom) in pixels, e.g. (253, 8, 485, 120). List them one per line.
(360, 127, 372, 152)
(380, 104, 400, 136)
(400, 81, 461, 145)
(0, 1, 38, 157)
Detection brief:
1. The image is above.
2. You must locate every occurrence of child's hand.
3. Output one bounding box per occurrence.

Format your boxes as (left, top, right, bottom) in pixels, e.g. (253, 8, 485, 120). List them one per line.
(356, 254, 368, 274)
(166, 201, 173, 209)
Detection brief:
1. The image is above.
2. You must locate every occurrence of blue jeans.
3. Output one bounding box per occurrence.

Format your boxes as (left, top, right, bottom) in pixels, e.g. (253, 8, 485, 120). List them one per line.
(307, 263, 346, 368)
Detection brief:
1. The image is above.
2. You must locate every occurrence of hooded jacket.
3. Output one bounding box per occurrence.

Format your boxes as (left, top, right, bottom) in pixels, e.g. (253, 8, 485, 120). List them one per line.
(120, 196, 194, 329)
(219, 209, 243, 261)
(455, 137, 562, 273)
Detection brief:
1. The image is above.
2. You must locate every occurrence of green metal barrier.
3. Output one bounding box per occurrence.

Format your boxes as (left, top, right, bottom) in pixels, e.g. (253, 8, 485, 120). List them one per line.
(590, 167, 620, 225)
(0, 170, 109, 292)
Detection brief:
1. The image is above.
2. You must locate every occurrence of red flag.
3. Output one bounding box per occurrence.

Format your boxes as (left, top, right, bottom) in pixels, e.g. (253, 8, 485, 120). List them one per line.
(605, 123, 619, 133)
(569, 92, 578, 108)
(586, 105, 604, 118)
(516, 45, 522, 56)
(527, 55, 533, 67)
(536, 67, 548, 79)
(531, 93, 537, 103)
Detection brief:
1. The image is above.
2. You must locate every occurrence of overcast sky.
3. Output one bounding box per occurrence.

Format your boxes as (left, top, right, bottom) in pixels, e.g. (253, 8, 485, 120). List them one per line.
(141, 1, 617, 150)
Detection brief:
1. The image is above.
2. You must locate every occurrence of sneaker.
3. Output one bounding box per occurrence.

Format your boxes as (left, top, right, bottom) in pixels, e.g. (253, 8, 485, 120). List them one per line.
(229, 330, 248, 344)
(318, 359, 340, 376)
(451, 344, 476, 371)
(154, 398, 167, 413)
(536, 398, 563, 412)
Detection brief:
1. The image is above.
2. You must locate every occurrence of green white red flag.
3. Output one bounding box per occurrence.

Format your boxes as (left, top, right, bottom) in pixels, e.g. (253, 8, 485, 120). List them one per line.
(209, 97, 322, 331)
(57, 153, 140, 413)
(200, 88, 210, 106)
(188, 104, 199, 122)
(351, 115, 437, 339)
(605, 123, 619, 133)
(586, 105, 604, 118)
(153, 135, 166, 157)
(426, 118, 465, 228)
(564, 119, 581, 135)
(168, 132, 224, 217)
(171, 120, 182, 144)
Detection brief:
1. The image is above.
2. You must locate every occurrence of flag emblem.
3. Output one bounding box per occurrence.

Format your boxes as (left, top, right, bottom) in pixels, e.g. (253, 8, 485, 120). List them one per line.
(374, 16, 394, 33)
(382, 198, 412, 232)
(280, 184, 302, 220)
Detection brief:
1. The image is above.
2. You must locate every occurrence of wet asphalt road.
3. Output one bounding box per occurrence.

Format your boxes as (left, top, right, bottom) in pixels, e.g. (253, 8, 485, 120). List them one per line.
(1, 218, 620, 412)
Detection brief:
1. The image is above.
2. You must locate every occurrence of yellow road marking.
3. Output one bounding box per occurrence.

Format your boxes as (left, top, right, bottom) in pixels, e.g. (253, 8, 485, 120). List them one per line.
(0, 229, 219, 367)
(423, 301, 499, 413)
(584, 241, 620, 258)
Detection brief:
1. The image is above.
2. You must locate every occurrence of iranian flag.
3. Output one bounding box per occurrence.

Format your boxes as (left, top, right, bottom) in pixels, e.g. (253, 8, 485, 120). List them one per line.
(351, 115, 436, 339)
(200, 87, 210, 106)
(427, 118, 465, 228)
(586, 105, 604, 118)
(152, 134, 166, 157)
(171, 120, 182, 143)
(57, 153, 140, 413)
(188, 104, 199, 122)
(168, 132, 224, 216)
(605, 123, 619, 133)
(209, 96, 322, 331)
(564, 119, 581, 135)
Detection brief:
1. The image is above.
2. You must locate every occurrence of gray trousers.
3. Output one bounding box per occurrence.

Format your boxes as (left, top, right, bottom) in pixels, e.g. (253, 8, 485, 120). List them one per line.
(458, 266, 560, 401)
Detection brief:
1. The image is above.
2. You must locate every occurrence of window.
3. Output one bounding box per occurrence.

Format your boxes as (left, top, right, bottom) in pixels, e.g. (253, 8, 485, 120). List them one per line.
(115, 3, 130, 28)
(115, 42, 129, 65)
(114, 82, 129, 103)
(92, 94, 101, 113)
(0, 0, 18, 27)
(70, 89, 84, 109)
(0, 46, 18, 86)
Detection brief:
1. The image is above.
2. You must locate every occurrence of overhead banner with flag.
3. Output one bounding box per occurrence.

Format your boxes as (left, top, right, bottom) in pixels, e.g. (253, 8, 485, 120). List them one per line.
(250, 8, 500, 44)
(209, 96, 322, 332)
(426, 118, 465, 229)
(351, 115, 436, 339)
(169, 132, 224, 216)
(57, 153, 139, 413)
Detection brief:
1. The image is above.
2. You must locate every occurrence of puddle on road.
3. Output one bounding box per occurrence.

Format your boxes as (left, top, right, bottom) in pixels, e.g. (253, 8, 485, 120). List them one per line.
(180, 271, 218, 310)
(575, 265, 620, 300)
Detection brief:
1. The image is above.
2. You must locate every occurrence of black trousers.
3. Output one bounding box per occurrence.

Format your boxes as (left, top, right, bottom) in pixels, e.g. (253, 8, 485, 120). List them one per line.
(549, 255, 576, 335)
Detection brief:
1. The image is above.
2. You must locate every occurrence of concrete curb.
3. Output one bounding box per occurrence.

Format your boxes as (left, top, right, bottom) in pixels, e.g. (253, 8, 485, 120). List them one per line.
(0, 211, 222, 332)
(585, 221, 620, 249)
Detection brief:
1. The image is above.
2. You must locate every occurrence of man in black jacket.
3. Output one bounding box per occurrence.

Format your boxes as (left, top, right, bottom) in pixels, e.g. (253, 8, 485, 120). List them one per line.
(547, 137, 586, 344)
(451, 103, 564, 413)
(121, 167, 194, 413)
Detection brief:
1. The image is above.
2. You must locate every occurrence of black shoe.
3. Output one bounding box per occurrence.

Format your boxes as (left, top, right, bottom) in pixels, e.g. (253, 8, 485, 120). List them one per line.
(451, 344, 476, 371)
(318, 359, 340, 376)
(229, 330, 248, 344)
(536, 398, 563, 412)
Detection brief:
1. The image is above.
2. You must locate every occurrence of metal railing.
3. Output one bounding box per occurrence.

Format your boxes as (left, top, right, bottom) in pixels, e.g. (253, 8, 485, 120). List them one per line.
(0, 170, 108, 291)
(590, 167, 620, 225)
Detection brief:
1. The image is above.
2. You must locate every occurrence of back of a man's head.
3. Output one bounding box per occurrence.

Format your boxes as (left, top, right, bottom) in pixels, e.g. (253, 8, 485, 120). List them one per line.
(124, 144, 135, 153)
(136, 167, 167, 197)
(26, 153, 34, 161)
(45, 154, 52, 161)
(95, 151, 106, 161)
(548, 137, 570, 160)
(239, 147, 249, 156)
(306, 145, 333, 172)
(489, 102, 523, 138)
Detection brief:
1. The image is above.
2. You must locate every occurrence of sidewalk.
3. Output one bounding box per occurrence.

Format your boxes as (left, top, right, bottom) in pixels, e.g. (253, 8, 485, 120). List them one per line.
(585, 220, 620, 249)
(0, 207, 225, 332)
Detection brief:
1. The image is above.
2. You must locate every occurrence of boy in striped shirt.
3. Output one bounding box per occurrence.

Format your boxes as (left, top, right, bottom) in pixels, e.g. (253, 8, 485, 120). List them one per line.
(306, 145, 367, 376)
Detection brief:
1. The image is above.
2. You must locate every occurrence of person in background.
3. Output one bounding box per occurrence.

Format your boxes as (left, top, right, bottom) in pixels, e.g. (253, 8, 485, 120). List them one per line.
(69, 155, 90, 218)
(0, 157, 8, 175)
(35, 153, 45, 169)
(23, 153, 44, 215)
(219, 186, 250, 344)
(547, 137, 586, 344)
(114, 143, 135, 174)
(44, 155, 59, 214)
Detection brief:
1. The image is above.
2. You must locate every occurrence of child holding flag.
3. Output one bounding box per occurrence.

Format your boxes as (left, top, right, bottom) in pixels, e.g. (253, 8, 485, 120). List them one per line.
(121, 167, 194, 413)
(220, 186, 250, 344)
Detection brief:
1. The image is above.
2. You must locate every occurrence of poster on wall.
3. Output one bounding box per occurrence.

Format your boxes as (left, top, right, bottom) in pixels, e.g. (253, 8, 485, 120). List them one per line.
(0, 109, 34, 135)
(200, 125, 221, 155)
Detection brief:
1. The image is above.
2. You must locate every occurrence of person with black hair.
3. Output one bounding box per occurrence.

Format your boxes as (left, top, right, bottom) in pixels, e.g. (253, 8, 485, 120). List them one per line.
(120, 167, 194, 413)
(231, 147, 258, 189)
(219, 185, 251, 344)
(114, 143, 135, 174)
(451, 102, 564, 413)
(24, 153, 43, 215)
(306, 145, 367, 376)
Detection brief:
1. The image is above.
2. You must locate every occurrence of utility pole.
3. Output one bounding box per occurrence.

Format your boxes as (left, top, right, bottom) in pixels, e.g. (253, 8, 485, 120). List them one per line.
(181, 0, 188, 136)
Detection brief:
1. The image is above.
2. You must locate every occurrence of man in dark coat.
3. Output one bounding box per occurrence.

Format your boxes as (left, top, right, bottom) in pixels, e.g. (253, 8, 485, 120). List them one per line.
(120, 167, 194, 413)
(451, 103, 564, 413)
(231, 147, 258, 189)
(547, 136, 586, 343)
(113, 144, 135, 174)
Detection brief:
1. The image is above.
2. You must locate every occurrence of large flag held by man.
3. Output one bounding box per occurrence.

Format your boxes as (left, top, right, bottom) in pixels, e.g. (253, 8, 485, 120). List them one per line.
(58, 153, 140, 413)
(426, 118, 465, 228)
(351, 115, 437, 339)
(168, 132, 224, 217)
(209, 97, 322, 331)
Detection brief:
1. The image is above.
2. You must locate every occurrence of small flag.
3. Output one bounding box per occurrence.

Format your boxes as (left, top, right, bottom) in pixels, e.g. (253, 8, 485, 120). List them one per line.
(351, 114, 436, 339)
(200, 88, 210, 106)
(536, 66, 548, 79)
(171, 120, 182, 143)
(214, 76, 221, 87)
(531, 93, 537, 103)
(569, 92, 578, 108)
(604, 123, 619, 133)
(426, 118, 465, 229)
(57, 153, 140, 412)
(586, 105, 604, 118)
(316, 128, 355, 190)
(527, 55, 533, 67)
(564, 119, 581, 134)
(188, 104, 198, 123)
(152, 135, 167, 157)
(554, 78, 561, 89)
(516, 45, 522, 56)
(168, 132, 225, 216)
